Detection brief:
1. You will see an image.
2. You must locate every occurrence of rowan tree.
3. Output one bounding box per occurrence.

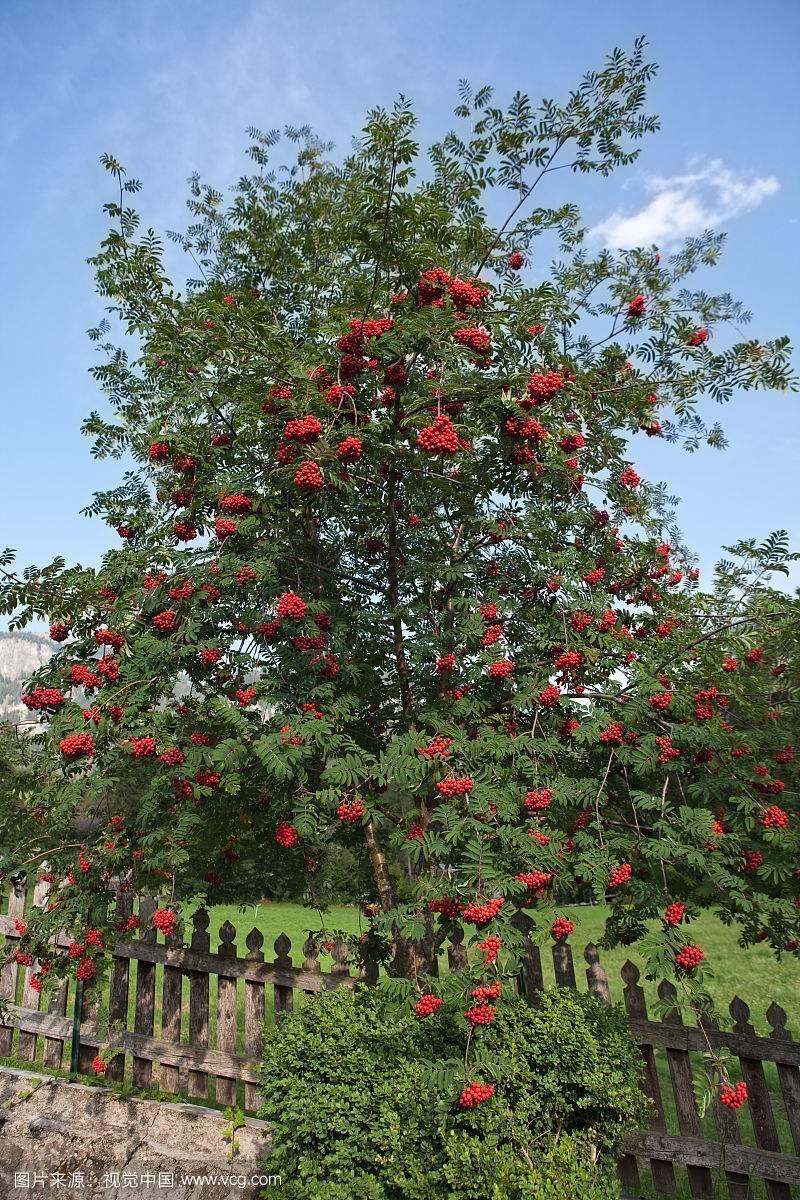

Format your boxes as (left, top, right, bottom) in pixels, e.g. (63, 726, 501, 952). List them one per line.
(2, 40, 798, 1028)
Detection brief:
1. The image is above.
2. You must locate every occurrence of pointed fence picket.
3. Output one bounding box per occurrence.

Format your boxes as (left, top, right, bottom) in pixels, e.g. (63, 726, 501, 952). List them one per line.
(1, 887, 799, 1198)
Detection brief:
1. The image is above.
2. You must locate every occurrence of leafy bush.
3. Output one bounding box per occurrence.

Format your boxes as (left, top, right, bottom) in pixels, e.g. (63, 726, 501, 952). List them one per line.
(258, 985, 646, 1198)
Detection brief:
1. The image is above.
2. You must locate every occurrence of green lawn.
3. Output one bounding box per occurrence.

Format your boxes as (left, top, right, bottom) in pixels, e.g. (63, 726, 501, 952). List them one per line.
(196, 899, 800, 1034)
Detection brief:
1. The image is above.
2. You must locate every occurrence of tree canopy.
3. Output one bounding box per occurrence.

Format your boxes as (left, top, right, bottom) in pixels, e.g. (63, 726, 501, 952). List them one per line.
(2, 38, 798, 1014)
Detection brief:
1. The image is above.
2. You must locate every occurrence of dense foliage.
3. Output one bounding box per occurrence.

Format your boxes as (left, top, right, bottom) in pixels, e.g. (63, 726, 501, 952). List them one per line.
(1, 38, 798, 1067)
(257, 985, 645, 1200)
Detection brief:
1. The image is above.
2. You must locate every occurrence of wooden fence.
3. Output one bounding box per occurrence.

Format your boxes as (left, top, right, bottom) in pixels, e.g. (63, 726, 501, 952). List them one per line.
(1, 888, 799, 1198)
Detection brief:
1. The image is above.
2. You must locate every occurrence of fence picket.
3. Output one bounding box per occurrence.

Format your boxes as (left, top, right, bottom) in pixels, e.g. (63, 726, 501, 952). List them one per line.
(622, 962, 677, 1195)
(730, 997, 792, 1200)
(187, 909, 211, 1101)
(273, 934, 293, 1016)
(243, 928, 265, 1113)
(551, 939, 577, 989)
(132, 897, 157, 1088)
(159, 916, 184, 1096)
(700, 1013, 751, 1200)
(0, 885, 26, 1057)
(767, 1003, 800, 1157)
(18, 877, 48, 1061)
(105, 891, 132, 1083)
(658, 981, 714, 1199)
(584, 943, 611, 1005)
(215, 920, 238, 1106)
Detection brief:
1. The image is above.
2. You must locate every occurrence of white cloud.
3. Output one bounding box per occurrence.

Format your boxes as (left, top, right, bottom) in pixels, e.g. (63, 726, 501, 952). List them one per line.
(591, 159, 780, 249)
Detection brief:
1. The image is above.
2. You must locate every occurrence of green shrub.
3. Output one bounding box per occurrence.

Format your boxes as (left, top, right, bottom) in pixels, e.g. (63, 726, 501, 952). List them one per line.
(258, 985, 647, 1198)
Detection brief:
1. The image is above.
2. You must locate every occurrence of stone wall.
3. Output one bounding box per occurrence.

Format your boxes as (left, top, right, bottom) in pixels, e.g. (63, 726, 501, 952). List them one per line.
(0, 1067, 273, 1199)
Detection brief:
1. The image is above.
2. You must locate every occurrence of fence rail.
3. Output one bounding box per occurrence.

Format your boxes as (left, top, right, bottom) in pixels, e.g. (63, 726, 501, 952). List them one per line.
(1, 888, 799, 1198)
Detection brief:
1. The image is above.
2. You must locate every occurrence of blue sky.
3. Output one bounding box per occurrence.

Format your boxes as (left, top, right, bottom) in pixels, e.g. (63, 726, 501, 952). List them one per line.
(2, 0, 798, 587)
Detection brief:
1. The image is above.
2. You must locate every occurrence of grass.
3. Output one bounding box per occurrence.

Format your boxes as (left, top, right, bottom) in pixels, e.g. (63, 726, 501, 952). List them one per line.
(195, 899, 800, 1031)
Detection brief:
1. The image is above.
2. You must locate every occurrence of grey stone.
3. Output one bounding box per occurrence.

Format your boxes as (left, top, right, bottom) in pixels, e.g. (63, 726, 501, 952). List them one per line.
(0, 1067, 273, 1198)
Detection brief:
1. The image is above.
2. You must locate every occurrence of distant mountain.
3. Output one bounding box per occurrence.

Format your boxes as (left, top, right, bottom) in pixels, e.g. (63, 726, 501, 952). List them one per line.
(0, 631, 55, 721)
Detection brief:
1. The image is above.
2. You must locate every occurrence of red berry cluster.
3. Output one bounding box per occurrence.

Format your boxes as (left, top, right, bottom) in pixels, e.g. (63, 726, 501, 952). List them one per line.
(59, 733, 96, 760)
(524, 787, 553, 812)
(153, 908, 177, 938)
(608, 863, 632, 888)
(508, 250, 524, 269)
(92, 1055, 108, 1075)
(452, 325, 492, 355)
(418, 414, 460, 454)
(414, 994, 443, 1020)
(275, 822, 300, 849)
(551, 917, 576, 940)
(538, 685, 561, 708)
(428, 896, 463, 920)
(458, 1082, 495, 1109)
(417, 735, 453, 759)
(463, 1002, 496, 1026)
(337, 800, 365, 823)
(336, 436, 363, 463)
(761, 805, 790, 829)
(627, 294, 646, 318)
(664, 902, 687, 926)
(619, 467, 642, 489)
(478, 935, 502, 964)
(295, 460, 324, 490)
(49, 621, 70, 641)
(720, 1081, 748, 1109)
(276, 591, 308, 620)
(675, 944, 705, 971)
(215, 517, 238, 540)
(436, 777, 474, 798)
(22, 686, 66, 711)
(649, 691, 673, 710)
(463, 897, 504, 925)
(219, 493, 252, 514)
(284, 415, 323, 443)
(526, 371, 565, 404)
(152, 610, 179, 633)
(130, 736, 157, 758)
(489, 660, 514, 679)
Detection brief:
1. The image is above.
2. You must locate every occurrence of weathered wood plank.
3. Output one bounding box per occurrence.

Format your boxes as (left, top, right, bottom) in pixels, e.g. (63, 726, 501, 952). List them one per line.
(215, 921, 238, 1106)
(0, 886, 26, 1057)
(17, 878, 48, 1062)
(132, 898, 157, 1089)
(659, 982, 714, 1199)
(623, 1132, 800, 1187)
(551, 939, 577, 989)
(768, 1003, 800, 1158)
(511, 909, 544, 1003)
(1, 1004, 262, 1085)
(188, 909, 210, 1102)
(622, 963, 676, 1195)
(272, 933, 293, 1017)
(105, 891, 132, 1083)
(730, 997, 792, 1200)
(243, 928, 265, 1113)
(701, 1015, 751, 1200)
(159, 917, 183, 1096)
(584, 943, 611, 1005)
